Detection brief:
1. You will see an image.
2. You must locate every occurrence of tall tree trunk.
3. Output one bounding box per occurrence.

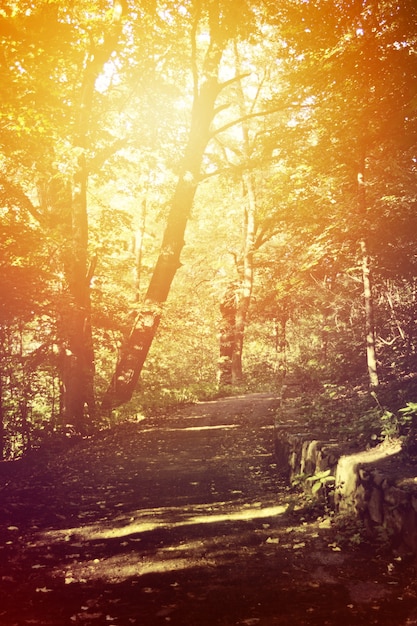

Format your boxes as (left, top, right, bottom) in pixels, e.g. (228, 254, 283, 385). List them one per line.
(232, 172, 255, 383)
(358, 158, 379, 388)
(218, 283, 238, 387)
(102, 29, 226, 410)
(57, 3, 124, 430)
(133, 198, 147, 302)
(229, 43, 256, 384)
(60, 161, 96, 432)
(274, 314, 288, 378)
(361, 239, 379, 387)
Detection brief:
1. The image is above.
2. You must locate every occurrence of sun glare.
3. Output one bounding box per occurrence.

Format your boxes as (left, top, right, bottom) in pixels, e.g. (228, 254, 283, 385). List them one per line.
(95, 60, 120, 93)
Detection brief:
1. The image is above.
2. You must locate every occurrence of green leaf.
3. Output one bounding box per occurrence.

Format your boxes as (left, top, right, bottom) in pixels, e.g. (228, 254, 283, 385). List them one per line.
(312, 481, 322, 495)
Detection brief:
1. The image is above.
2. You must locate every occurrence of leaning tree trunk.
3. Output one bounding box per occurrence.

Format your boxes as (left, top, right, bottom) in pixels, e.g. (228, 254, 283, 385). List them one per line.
(358, 156, 379, 388)
(102, 31, 226, 410)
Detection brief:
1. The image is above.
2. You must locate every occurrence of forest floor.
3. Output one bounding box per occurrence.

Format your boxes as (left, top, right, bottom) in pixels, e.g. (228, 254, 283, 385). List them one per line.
(1, 392, 417, 626)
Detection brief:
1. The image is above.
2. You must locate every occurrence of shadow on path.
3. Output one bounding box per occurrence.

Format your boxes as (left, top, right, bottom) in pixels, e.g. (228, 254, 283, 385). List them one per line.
(1, 393, 416, 625)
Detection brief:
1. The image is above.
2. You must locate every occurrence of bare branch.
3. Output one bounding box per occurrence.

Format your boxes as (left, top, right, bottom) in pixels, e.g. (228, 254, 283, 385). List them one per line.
(87, 138, 126, 173)
(213, 135, 243, 160)
(210, 103, 291, 139)
(249, 66, 271, 116)
(218, 72, 251, 92)
(191, 1, 201, 102)
(213, 102, 232, 117)
(0, 176, 45, 225)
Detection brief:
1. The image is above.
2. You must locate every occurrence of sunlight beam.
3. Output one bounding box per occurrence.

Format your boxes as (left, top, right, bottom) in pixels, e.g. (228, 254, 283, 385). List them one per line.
(42, 503, 288, 543)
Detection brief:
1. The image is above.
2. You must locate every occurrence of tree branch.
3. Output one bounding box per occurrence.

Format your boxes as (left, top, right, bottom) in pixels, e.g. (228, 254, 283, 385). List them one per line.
(87, 138, 127, 173)
(210, 103, 291, 138)
(191, 1, 200, 102)
(213, 102, 232, 117)
(0, 176, 45, 225)
(217, 72, 251, 92)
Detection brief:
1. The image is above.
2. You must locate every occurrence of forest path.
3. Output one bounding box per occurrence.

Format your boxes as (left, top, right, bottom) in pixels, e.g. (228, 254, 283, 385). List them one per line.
(1, 392, 417, 625)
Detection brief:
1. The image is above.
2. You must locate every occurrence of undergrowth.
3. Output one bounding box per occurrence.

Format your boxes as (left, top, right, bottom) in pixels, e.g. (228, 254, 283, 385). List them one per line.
(305, 377, 417, 447)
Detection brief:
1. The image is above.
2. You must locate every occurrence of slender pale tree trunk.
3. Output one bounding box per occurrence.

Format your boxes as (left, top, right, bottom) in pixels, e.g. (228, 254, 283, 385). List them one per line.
(358, 156, 379, 388)
(218, 283, 237, 387)
(361, 240, 379, 387)
(232, 172, 255, 383)
(229, 42, 256, 383)
(274, 313, 288, 377)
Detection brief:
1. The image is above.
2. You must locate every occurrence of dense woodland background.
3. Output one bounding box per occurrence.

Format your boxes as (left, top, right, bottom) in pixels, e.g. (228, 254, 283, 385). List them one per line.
(1, 0, 417, 459)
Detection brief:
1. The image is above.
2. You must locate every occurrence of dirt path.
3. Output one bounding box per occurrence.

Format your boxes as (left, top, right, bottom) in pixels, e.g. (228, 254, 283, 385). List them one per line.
(1, 392, 417, 625)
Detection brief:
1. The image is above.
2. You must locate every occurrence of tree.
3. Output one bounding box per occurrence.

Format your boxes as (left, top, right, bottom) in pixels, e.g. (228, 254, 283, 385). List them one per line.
(1, 0, 416, 449)
(261, 0, 417, 386)
(0, 203, 52, 457)
(1, 0, 128, 432)
(58, 0, 126, 431)
(102, 0, 258, 409)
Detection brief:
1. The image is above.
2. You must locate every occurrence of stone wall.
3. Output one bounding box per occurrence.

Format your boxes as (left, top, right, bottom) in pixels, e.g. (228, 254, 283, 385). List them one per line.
(274, 417, 417, 560)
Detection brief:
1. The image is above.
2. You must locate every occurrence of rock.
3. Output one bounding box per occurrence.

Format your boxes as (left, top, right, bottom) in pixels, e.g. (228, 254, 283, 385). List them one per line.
(368, 488, 383, 524)
(274, 425, 417, 561)
(384, 486, 408, 508)
(401, 509, 417, 554)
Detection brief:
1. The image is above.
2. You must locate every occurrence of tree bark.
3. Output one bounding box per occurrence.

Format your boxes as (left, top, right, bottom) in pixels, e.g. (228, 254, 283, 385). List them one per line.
(218, 283, 238, 387)
(59, 162, 96, 432)
(232, 172, 255, 383)
(57, 3, 124, 429)
(102, 30, 226, 410)
(133, 199, 147, 302)
(361, 239, 379, 387)
(358, 161, 379, 388)
(229, 44, 256, 384)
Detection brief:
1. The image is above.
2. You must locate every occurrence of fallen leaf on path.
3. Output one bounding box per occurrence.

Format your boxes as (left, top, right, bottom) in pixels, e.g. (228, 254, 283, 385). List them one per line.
(71, 612, 104, 621)
(319, 518, 331, 529)
(156, 606, 176, 617)
(328, 542, 342, 552)
(65, 574, 77, 584)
